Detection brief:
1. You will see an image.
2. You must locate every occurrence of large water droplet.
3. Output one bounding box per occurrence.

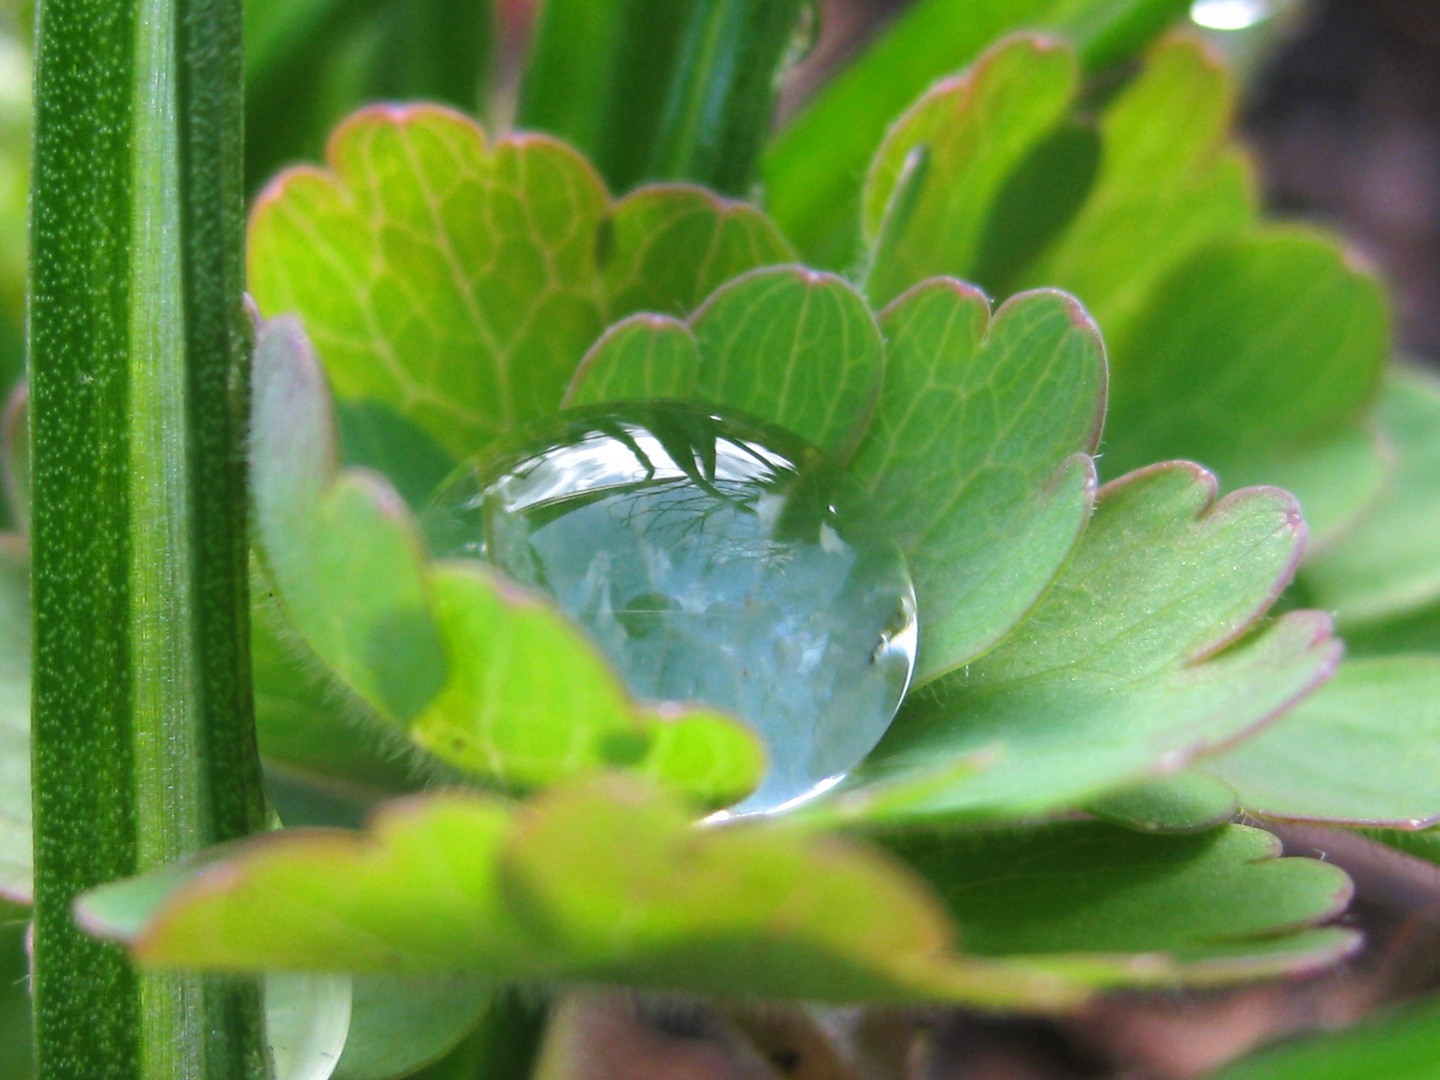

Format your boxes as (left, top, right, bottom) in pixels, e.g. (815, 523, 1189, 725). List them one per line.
(424, 402, 917, 813)
(265, 972, 351, 1080)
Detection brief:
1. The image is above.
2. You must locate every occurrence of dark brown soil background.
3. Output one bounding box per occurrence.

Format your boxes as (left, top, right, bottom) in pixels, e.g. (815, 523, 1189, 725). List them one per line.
(1247, 0, 1440, 366)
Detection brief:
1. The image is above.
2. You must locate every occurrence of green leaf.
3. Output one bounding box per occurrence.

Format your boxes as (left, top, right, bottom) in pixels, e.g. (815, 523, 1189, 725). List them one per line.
(251, 582, 424, 796)
(334, 397, 455, 513)
(1305, 369, 1440, 625)
(335, 975, 491, 1080)
(967, 119, 1101, 299)
(0, 899, 32, 1077)
(688, 266, 884, 459)
(254, 317, 759, 805)
(0, 534, 28, 904)
(248, 109, 796, 462)
(861, 35, 1079, 309)
(563, 314, 700, 407)
(78, 779, 1090, 1009)
(761, 0, 1189, 267)
(875, 35, 1388, 547)
(1199, 657, 1440, 828)
(1343, 599, 1440, 658)
(1211, 995, 1440, 1080)
(601, 184, 793, 318)
(247, 104, 610, 459)
(244, 0, 372, 93)
(1099, 229, 1389, 545)
(0, 533, 423, 905)
(242, 0, 389, 194)
(849, 282, 1104, 682)
(1015, 34, 1254, 356)
(1242, 422, 1391, 557)
(1088, 771, 1239, 833)
(1362, 827, 1440, 868)
(428, 994, 548, 1080)
(371, 0, 492, 114)
(252, 316, 448, 725)
(888, 821, 1356, 980)
(823, 462, 1339, 824)
(409, 563, 764, 807)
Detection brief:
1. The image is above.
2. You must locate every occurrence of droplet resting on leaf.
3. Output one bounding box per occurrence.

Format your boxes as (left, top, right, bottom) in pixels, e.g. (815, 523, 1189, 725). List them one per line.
(423, 401, 917, 814)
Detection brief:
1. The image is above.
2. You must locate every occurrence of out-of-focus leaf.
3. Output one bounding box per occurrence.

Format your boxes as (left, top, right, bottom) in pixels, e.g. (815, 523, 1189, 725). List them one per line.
(1343, 600, 1440, 658)
(1200, 657, 1440, 828)
(762, 0, 1189, 268)
(861, 36, 1077, 309)
(888, 821, 1355, 980)
(1305, 369, 1440, 625)
(1211, 995, 1440, 1080)
(1243, 422, 1390, 557)
(78, 779, 1091, 1009)
(1100, 229, 1389, 545)
(333, 398, 454, 514)
(1016, 34, 1253, 357)
(251, 316, 447, 725)
(409, 563, 763, 807)
(968, 119, 1101, 299)
(820, 463, 1338, 825)
(518, 0, 698, 192)
(0, 535, 27, 904)
(251, 584, 424, 796)
(334, 975, 491, 1080)
(245, 0, 374, 90)
(0, 31, 27, 343)
(850, 282, 1103, 682)
(419, 995, 548, 1080)
(0, 899, 32, 1079)
(1088, 771, 1239, 833)
(1363, 827, 1440, 869)
(563, 314, 700, 407)
(248, 105, 610, 460)
(601, 185, 793, 319)
(688, 267, 884, 460)
(369, 0, 491, 114)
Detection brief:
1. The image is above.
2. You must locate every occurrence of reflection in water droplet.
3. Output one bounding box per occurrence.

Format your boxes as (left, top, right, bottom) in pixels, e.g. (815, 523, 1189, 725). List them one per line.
(425, 402, 918, 813)
(266, 972, 352, 1080)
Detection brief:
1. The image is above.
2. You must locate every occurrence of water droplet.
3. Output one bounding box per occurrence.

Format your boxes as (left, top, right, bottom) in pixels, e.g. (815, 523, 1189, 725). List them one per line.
(424, 402, 918, 813)
(265, 972, 351, 1080)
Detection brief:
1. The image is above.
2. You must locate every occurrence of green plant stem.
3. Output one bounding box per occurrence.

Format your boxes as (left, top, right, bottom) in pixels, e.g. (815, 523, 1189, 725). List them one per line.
(646, 0, 808, 196)
(29, 0, 267, 1076)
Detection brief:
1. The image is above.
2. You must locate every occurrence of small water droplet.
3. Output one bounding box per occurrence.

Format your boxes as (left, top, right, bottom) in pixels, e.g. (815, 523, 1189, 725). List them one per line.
(425, 402, 918, 813)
